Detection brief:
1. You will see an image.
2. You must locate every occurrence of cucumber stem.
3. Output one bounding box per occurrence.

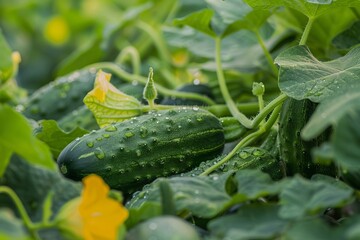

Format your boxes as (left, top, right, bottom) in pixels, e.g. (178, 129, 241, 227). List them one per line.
(215, 36, 253, 129)
(299, 17, 315, 46)
(200, 103, 282, 176)
(255, 30, 278, 76)
(85, 62, 216, 105)
(251, 93, 287, 129)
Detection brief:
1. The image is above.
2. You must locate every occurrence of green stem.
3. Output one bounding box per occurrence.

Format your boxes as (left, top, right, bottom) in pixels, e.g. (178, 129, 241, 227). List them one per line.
(200, 103, 282, 176)
(116, 46, 141, 75)
(299, 17, 315, 45)
(251, 93, 287, 129)
(200, 129, 264, 176)
(255, 30, 278, 76)
(0, 187, 40, 240)
(135, 21, 171, 65)
(215, 36, 252, 129)
(85, 62, 216, 105)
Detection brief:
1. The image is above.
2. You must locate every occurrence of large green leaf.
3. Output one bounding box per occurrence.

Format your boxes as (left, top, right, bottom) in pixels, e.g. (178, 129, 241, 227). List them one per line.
(0, 210, 30, 240)
(275, 45, 360, 102)
(205, 0, 252, 24)
(245, 0, 360, 18)
(279, 176, 353, 219)
(127, 173, 232, 219)
(173, 9, 216, 37)
(333, 20, 360, 50)
(223, 10, 272, 38)
(232, 169, 285, 201)
(333, 108, 360, 171)
(302, 91, 360, 140)
(208, 204, 288, 240)
(0, 29, 14, 84)
(283, 218, 345, 240)
(0, 105, 55, 175)
(34, 120, 89, 159)
(164, 26, 278, 72)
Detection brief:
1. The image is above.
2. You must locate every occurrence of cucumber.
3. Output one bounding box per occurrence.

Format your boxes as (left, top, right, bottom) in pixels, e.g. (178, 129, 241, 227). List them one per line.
(160, 83, 213, 106)
(278, 98, 336, 178)
(22, 69, 126, 121)
(57, 105, 98, 132)
(57, 108, 225, 193)
(183, 146, 283, 180)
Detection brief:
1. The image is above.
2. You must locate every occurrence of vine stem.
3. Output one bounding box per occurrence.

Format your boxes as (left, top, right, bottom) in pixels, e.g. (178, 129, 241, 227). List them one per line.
(116, 46, 141, 75)
(299, 17, 315, 46)
(251, 93, 287, 129)
(215, 36, 252, 129)
(0, 187, 40, 240)
(85, 62, 216, 105)
(200, 104, 282, 176)
(255, 30, 278, 76)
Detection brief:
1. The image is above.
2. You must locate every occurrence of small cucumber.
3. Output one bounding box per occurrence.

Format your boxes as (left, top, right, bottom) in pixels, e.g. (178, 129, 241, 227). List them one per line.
(57, 108, 225, 193)
(183, 146, 283, 180)
(278, 98, 336, 178)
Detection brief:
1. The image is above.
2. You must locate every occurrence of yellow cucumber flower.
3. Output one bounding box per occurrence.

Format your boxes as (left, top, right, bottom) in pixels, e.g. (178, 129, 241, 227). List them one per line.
(57, 174, 129, 240)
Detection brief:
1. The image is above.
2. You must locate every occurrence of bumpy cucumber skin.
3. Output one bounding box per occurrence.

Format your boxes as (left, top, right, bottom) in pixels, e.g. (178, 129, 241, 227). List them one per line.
(22, 69, 126, 121)
(278, 98, 336, 178)
(183, 147, 283, 180)
(22, 69, 97, 120)
(57, 108, 225, 192)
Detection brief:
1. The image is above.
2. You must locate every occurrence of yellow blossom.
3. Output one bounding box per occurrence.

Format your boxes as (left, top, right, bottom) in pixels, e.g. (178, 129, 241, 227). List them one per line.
(57, 174, 129, 240)
(43, 16, 70, 45)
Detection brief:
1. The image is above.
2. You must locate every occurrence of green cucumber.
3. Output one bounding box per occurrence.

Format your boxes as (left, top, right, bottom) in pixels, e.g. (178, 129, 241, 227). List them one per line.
(278, 98, 336, 178)
(183, 146, 283, 180)
(22, 69, 97, 120)
(58, 105, 98, 132)
(57, 108, 225, 193)
(22, 69, 126, 121)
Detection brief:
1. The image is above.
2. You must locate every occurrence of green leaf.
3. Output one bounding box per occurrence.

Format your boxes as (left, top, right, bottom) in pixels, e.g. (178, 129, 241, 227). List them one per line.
(275, 45, 360, 102)
(0, 104, 55, 173)
(0, 145, 12, 177)
(232, 169, 285, 201)
(34, 120, 88, 159)
(83, 70, 142, 128)
(208, 204, 288, 240)
(174, 9, 217, 37)
(333, 20, 360, 50)
(333, 107, 360, 171)
(0, 29, 14, 83)
(223, 10, 272, 38)
(164, 26, 278, 72)
(127, 173, 232, 219)
(245, 0, 360, 18)
(283, 218, 345, 240)
(279, 176, 353, 219)
(302, 91, 360, 140)
(0, 210, 30, 240)
(126, 202, 162, 229)
(205, 0, 252, 24)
